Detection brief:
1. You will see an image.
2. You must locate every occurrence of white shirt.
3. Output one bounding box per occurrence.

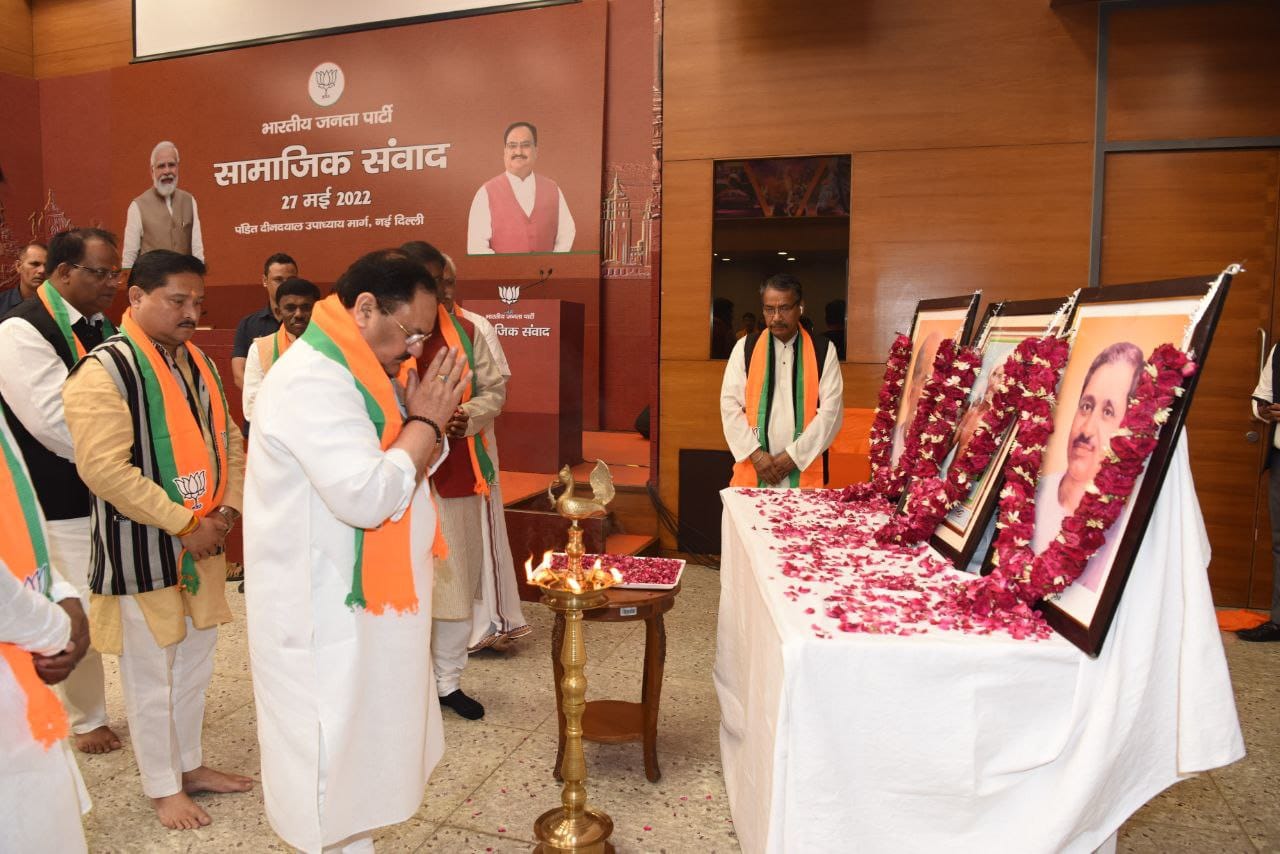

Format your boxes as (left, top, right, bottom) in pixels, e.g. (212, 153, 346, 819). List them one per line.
(240, 337, 269, 422)
(0, 298, 106, 461)
(244, 341, 446, 850)
(720, 332, 844, 478)
(121, 194, 205, 268)
(0, 415, 90, 854)
(1252, 346, 1279, 450)
(466, 172, 576, 254)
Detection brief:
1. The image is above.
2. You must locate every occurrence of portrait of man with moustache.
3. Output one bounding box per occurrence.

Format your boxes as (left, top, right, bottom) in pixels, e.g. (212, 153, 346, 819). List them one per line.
(1031, 341, 1145, 592)
(467, 121, 575, 255)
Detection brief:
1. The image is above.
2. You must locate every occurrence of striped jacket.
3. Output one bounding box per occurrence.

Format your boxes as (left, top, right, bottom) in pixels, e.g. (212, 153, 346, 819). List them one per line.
(72, 335, 226, 596)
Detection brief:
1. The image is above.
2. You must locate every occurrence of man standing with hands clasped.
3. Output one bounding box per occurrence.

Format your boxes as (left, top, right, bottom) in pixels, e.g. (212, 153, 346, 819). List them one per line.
(244, 249, 469, 852)
(1243, 344, 1280, 641)
(63, 249, 252, 831)
(721, 273, 844, 488)
(0, 228, 124, 755)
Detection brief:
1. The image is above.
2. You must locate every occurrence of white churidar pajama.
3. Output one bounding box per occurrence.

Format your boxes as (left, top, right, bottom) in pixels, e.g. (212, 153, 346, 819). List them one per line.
(117, 596, 217, 798)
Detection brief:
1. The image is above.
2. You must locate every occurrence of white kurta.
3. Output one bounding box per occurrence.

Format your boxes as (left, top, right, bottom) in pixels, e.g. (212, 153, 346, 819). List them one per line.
(457, 307, 528, 644)
(243, 341, 445, 852)
(0, 420, 91, 853)
(720, 332, 844, 481)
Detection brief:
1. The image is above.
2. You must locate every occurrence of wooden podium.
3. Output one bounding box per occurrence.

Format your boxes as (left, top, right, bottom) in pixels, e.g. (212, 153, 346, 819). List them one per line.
(461, 298, 584, 473)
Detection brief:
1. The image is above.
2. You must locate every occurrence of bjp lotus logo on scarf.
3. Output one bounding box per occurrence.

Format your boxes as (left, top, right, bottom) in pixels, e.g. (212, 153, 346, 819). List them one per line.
(173, 470, 208, 510)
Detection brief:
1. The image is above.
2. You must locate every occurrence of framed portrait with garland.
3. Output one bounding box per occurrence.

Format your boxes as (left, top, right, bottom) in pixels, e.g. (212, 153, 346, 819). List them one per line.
(930, 296, 1076, 571)
(888, 293, 981, 468)
(1006, 274, 1232, 656)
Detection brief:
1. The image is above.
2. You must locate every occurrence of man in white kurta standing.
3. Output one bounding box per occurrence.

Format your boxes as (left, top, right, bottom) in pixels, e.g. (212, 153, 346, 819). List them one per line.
(244, 249, 469, 853)
(400, 242, 502, 721)
(721, 273, 844, 488)
(0, 228, 124, 754)
(439, 252, 530, 651)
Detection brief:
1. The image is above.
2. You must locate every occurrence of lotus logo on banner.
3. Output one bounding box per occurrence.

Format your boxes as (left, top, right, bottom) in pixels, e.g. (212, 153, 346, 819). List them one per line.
(309, 62, 345, 106)
(173, 470, 209, 511)
(498, 285, 521, 305)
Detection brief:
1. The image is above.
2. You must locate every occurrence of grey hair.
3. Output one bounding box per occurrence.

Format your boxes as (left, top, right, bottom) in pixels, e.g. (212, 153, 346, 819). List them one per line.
(441, 252, 456, 273)
(150, 141, 180, 166)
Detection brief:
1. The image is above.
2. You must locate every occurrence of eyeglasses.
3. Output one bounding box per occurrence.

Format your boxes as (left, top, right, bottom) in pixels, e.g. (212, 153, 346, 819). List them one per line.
(504, 141, 535, 152)
(761, 301, 799, 318)
(71, 264, 123, 282)
(390, 315, 428, 351)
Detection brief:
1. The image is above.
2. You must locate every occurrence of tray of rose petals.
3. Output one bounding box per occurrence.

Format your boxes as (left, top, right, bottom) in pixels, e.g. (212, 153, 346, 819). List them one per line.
(548, 553, 686, 590)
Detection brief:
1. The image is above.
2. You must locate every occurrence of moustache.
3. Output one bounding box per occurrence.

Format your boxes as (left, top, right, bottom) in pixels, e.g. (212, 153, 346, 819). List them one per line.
(1071, 432, 1093, 450)
(178, 321, 197, 328)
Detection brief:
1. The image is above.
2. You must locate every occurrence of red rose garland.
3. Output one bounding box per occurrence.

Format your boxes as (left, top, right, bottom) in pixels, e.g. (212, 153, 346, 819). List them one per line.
(874, 346, 1021, 546)
(842, 333, 912, 503)
(903, 341, 983, 480)
(951, 342, 1196, 618)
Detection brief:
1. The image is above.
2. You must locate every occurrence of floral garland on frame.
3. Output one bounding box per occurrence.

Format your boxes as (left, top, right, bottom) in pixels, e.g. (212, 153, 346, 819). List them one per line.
(845, 337, 981, 512)
(841, 333, 912, 503)
(874, 342, 1023, 546)
(949, 342, 1196, 619)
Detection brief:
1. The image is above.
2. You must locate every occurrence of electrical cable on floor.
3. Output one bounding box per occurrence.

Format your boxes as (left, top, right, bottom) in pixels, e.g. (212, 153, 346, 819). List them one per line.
(647, 483, 721, 571)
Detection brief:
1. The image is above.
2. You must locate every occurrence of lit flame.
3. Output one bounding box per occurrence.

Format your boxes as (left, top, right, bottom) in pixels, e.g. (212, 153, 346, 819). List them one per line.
(591, 558, 602, 574)
(567, 575, 582, 593)
(524, 555, 534, 582)
(610, 567, 623, 583)
(539, 550, 552, 571)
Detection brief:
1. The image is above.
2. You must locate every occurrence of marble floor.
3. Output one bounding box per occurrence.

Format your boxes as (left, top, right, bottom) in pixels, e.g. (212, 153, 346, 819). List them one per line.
(74, 566, 1277, 853)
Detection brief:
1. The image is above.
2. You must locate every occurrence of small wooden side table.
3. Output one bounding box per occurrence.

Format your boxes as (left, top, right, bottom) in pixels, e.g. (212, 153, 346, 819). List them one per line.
(551, 583, 681, 783)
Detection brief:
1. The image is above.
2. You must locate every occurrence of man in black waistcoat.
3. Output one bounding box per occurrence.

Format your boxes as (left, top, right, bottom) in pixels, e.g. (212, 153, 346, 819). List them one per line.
(0, 227, 125, 751)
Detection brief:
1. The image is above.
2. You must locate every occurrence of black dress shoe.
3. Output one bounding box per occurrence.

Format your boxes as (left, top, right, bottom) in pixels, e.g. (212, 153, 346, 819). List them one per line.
(1237, 620, 1280, 642)
(440, 689, 485, 720)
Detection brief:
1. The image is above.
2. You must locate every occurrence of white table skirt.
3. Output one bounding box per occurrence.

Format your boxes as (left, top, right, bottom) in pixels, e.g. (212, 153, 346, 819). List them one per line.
(714, 437, 1243, 854)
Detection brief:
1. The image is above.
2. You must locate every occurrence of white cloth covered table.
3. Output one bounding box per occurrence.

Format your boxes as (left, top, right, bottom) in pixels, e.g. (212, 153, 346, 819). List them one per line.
(715, 437, 1243, 853)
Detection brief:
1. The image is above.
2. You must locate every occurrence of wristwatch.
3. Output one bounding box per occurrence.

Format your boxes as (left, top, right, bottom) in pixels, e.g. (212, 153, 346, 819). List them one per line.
(216, 506, 241, 528)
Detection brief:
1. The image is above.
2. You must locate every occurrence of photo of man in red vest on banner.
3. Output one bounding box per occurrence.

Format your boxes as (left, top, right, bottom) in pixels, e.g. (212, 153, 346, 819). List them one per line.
(467, 121, 576, 255)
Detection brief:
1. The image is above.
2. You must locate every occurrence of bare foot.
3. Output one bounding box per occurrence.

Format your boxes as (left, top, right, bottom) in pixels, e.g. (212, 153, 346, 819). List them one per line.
(74, 725, 122, 754)
(182, 765, 255, 795)
(152, 792, 211, 830)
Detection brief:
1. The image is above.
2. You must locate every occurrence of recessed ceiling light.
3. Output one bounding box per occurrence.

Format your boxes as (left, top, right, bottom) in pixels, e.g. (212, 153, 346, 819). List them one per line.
(777, 251, 787, 255)
(721, 257, 732, 262)
(713, 252, 718, 256)
(786, 257, 796, 262)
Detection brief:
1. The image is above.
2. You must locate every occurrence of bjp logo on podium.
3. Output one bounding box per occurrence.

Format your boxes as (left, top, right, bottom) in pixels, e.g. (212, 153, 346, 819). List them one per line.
(498, 285, 521, 306)
(173, 470, 209, 511)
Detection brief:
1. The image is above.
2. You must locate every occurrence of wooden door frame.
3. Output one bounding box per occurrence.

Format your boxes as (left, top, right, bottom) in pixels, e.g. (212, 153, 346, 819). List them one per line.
(1086, 0, 1280, 288)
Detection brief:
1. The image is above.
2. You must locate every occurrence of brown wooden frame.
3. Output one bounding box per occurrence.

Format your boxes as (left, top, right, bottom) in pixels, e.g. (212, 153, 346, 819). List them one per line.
(930, 296, 1076, 570)
(1034, 274, 1233, 656)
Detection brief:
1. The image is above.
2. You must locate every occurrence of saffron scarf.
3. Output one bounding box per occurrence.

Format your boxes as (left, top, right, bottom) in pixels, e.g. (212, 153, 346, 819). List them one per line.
(37, 280, 116, 361)
(730, 329, 823, 488)
(301, 295, 445, 614)
(119, 311, 229, 594)
(436, 305, 497, 496)
(0, 423, 70, 749)
(254, 326, 295, 372)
